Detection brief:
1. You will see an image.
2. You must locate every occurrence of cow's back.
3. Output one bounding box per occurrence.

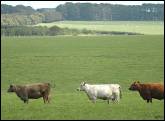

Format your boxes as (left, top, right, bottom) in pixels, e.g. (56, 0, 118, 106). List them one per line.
(26, 83, 50, 90)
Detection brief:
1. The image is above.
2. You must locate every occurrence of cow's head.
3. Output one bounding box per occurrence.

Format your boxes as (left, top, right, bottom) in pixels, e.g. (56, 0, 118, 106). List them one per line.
(77, 81, 86, 91)
(129, 81, 140, 91)
(7, 84, 16, 92)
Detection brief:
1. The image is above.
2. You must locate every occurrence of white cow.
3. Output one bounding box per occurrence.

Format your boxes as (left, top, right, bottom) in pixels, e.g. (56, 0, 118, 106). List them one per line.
(77, 81, 122, 104)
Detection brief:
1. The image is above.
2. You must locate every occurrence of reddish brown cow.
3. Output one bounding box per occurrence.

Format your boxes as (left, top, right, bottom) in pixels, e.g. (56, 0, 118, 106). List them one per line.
(129, 81, 164, 103)
(7, 83, 51, 104)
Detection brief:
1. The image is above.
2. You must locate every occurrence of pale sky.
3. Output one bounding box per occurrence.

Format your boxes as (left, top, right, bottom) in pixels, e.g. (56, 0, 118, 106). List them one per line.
(1, 1, 164, 9)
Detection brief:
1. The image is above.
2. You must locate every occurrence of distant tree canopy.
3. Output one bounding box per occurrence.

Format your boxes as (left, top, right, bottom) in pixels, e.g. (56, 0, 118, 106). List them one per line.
(1, 4, 63, 26)
(37, 8, 62, 22)
(1, 13, 45, 26)
(1, 3, 164, 26)
(56, 2, 164, 21)
(1, 4, 35, 14)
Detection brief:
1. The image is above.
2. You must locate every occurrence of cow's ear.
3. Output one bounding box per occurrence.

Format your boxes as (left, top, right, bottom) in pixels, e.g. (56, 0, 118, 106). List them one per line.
(83, 81, 86, 85)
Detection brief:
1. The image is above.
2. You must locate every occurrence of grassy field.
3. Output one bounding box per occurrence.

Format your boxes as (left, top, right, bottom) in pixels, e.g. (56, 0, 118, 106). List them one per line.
(35, 21, 164, 35)
(1, 35, 164, 120)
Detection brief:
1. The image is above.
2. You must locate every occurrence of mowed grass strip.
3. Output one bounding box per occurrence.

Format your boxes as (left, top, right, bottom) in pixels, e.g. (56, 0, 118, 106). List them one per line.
(35, 21, 164, 35)
(1, 35, 164, 119)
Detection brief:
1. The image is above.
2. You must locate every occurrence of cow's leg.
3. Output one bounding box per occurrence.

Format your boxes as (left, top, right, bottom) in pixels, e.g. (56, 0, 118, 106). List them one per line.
(44, 95, 48, 103)
(146, 95, 152, 103)
(44, 97, 46, 104)
(42, 92, 48, 104)
(24, 100, 28, 104)
(112, 93, 117, 103)
(47, 95, 51, 103)
(46, 95, 48, 103)
(116, 92, 120, 103)
(41, 91, 46, 103)
(46, 95, 50, 103)
(111, 95, 116, 103)
(23, 96, 28, 104)
(112, 98, 115, 103)
(43, 96, 46, 104)
(146, 92, 152, 103)
(107, 99, 110, 104)
(147, 99, 150, 103)
(116, 97, 120, 103)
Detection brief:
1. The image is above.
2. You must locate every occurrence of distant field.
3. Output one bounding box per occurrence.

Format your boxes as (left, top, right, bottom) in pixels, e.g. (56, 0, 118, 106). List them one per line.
(35, 21, 164, 35)
(1, 35, 164, 119)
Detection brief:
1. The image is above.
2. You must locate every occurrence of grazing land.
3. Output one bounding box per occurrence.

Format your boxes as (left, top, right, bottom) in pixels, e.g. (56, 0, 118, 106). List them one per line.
(35, 21, 164, 35)
(1, 35, 164, 120)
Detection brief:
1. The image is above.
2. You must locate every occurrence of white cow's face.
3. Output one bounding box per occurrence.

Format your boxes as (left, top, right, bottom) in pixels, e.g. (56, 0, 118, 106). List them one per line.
(77, 82, 86, 91)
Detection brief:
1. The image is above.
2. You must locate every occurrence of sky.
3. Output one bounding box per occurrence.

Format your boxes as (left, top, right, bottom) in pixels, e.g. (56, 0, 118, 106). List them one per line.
(1, 1, 164, 9)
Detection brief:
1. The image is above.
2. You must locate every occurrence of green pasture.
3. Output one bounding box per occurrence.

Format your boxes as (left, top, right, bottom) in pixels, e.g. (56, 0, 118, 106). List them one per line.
(35, 21, 164, 35)
(1, 35, 164, 119)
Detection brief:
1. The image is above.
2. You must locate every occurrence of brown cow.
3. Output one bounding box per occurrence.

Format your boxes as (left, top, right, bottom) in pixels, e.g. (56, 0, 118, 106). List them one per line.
(7, 83, 51, 104)
(129, 81, 164, 103)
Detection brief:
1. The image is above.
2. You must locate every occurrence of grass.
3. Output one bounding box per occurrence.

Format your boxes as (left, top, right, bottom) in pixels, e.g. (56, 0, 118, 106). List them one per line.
(1, 35, 164, 119)
(2, 92, 164, 120)
(35, 21, 164, 35)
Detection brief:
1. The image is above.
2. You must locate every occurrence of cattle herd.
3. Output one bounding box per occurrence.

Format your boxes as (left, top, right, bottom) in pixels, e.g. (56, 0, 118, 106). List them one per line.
(7, 81, 164, 104)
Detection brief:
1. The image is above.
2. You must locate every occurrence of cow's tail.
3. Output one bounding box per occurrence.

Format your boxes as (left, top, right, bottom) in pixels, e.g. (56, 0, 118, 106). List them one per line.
(119, 86, 122, 99)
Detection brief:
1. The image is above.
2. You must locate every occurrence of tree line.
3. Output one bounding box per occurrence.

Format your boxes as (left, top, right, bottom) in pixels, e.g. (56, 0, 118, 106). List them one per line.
(1, 25, 142, 36)
(1, 3, 164, 26)
(1, 4, 62, 26)
(1, 25, 71, 36)
(56, 2, 164, 21)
